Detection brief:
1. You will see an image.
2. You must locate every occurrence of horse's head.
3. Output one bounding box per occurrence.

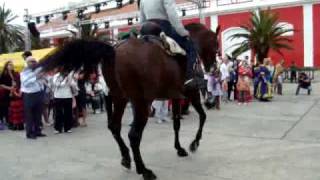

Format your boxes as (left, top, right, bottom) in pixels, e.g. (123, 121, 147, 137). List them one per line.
(185, 23, 220, 72)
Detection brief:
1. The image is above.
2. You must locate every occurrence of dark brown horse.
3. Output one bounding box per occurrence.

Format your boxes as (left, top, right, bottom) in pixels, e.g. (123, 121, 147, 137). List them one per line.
(40, 23, 220, 180)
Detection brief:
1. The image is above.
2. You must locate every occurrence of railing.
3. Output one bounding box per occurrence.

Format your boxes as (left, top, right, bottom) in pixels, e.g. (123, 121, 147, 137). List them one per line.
(177, 0, 211, 11)
(283, 68, 318, 82)
(216, 0, 253, 6)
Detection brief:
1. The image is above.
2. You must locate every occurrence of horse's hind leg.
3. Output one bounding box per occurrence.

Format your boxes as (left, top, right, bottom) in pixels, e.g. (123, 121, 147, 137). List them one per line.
(107, 98, 131, 169)
(188, 90, 207, 153)
(129, 99, 157, 180)
(105, 95, 113, 122)
(172, 99, 188, 157)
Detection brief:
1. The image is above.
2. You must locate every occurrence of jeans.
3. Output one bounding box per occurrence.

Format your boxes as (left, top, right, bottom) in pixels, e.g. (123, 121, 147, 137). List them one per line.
(227, 81, 234, 100)
(90, 92, 105, 112)
(152, 100, 169, 120)
(148, 19, 197, 79)
(290, 72, 297, 83)
(23, 91, 44, 137)
(54, 98, 73, 132)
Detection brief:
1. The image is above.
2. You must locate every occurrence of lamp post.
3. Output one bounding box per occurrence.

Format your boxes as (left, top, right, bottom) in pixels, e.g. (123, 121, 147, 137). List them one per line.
(23, 9, 31, 51)
(187, 0, 205, 24)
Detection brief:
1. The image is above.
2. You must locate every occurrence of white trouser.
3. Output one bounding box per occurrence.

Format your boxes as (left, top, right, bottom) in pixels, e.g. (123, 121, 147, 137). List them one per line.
(152, 100, 169, 120)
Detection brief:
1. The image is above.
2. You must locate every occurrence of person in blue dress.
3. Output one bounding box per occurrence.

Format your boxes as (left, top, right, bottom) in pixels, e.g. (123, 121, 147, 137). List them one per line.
(254, 59, 273, 101)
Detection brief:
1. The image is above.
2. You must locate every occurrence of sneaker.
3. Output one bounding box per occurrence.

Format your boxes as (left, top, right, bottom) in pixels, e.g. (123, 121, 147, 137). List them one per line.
(65, 130, 72, 133)
(95, 110, 101, 114)
(37, 133, 47, 137)
(156, 119, 163, 124)
(45, 122, 53, 126)
(80, 123, 87, 127)
(162, 117, 171, 122)
(54, 130, 62, 134)
(26, 135, 37, 139)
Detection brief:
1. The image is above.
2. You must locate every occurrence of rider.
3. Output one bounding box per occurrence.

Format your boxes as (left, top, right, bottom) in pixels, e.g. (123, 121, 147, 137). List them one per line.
(138, 0, 197, 85)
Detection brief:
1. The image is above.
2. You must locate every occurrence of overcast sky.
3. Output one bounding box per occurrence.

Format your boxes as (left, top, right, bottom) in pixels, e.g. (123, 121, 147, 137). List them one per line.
(0, 0, 83, 25)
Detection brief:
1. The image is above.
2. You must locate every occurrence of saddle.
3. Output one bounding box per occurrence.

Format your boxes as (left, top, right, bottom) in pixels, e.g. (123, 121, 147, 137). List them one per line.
(139, 32, 186, 56)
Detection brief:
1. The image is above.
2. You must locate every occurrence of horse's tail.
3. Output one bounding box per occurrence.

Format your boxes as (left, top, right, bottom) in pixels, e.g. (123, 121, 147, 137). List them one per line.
(39, 39, 115, 74)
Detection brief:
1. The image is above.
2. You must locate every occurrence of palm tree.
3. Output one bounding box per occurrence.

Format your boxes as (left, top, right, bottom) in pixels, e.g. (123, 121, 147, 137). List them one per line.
(67, 15, 99, 40)
(229, 8, 293, 64)
(80, 21, 99, 40)
(0, 3, 24, 54)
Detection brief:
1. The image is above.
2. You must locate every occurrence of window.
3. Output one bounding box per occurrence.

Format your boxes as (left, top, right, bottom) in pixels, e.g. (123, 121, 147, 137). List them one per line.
(277, 22, 294, 36)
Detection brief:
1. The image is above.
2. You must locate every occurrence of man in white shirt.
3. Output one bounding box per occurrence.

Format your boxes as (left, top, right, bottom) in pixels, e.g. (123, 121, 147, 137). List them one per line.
(220, 58, 230, 82)
(20, 56, 46, 139)
(219, 57, 234, 101)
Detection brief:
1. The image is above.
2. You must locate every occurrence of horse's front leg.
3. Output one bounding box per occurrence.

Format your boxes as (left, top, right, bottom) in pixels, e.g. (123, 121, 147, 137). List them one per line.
(188, 90, 207, 153)
(107, 97, 131, 169)
(172, 99, 188, 157)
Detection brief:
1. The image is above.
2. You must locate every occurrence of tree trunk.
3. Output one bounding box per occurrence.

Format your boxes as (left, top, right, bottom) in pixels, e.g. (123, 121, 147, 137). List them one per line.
(257, 48, 269, 65)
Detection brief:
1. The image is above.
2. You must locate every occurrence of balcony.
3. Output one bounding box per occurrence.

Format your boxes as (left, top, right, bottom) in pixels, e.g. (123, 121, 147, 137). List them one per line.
(216, 0, 253, 6)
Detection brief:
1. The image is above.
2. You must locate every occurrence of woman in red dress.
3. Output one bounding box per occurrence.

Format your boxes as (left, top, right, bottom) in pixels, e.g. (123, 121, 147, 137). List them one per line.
(9, 83, 24, 130)
(0, 61, 24, 130)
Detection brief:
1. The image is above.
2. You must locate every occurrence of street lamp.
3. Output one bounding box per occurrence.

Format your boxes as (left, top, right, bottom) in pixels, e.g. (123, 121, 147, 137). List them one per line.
(23, 9, 31, 51)
(186, 0, 205, 24)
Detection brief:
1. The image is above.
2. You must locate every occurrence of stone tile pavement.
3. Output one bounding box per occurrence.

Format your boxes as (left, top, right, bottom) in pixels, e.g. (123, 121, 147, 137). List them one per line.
(0, 82, 319, 180)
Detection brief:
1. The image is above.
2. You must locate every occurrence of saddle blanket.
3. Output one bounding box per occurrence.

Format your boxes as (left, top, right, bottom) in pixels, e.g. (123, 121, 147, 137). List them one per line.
(159, 32, 186, 56)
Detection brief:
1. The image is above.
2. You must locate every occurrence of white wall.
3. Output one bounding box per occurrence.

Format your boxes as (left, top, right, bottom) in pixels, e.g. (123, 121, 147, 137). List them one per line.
(303, 3, 314, 67)
(221, 27, 251, 60)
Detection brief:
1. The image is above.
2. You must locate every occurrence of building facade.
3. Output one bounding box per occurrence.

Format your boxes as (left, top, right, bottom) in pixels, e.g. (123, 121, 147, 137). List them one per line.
(37, 0, 320, 67)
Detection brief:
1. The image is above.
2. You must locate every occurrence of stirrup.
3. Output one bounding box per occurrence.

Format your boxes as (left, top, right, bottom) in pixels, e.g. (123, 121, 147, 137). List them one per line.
(184, 78, 194, 85)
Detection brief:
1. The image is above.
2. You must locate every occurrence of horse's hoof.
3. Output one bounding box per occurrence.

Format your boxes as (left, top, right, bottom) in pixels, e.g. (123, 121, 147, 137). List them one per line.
(142, 169, 157, 180)
(121, 158, 131, 170)
(177, 148, 189, 157)
(189, 140, 200, 153)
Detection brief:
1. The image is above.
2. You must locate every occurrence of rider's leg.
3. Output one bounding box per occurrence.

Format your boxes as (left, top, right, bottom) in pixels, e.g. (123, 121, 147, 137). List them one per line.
(185, 39, 197, 81)
(150, 20, 197, 82)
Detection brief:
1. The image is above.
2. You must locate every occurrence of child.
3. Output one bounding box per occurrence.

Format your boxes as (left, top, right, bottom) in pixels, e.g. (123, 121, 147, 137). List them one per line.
(207, 70, 223, 110)
(86, 75, 104, 114)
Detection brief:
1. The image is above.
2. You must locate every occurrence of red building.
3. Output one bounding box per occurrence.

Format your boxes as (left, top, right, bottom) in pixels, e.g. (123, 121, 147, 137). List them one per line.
(37, 0, 319, 68)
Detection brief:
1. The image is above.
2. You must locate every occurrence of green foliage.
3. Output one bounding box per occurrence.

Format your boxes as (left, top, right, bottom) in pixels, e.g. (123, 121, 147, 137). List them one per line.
(0, 3, 24, 54)
(229, 8, 293, 64)
(69, 15, 99, 40)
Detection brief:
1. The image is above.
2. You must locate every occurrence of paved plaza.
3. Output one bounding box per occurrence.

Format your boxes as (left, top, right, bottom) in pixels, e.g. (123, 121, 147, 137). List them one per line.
(0, 82, 320, 180)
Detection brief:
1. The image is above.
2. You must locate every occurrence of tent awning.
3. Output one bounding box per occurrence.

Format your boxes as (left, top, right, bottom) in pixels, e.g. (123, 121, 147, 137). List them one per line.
(0, 48, 55, 72)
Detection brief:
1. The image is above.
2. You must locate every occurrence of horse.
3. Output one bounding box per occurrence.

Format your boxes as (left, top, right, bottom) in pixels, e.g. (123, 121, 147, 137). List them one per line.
(39, 22, 220, 180)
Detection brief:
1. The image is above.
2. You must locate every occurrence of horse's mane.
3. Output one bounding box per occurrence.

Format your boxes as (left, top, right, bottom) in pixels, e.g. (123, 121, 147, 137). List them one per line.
(184, 23, 208, 32)
(39, 39, 115, 75)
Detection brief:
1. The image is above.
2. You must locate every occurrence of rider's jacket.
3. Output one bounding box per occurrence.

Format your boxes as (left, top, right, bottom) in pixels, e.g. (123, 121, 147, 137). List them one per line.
(139, 0, 189, 37)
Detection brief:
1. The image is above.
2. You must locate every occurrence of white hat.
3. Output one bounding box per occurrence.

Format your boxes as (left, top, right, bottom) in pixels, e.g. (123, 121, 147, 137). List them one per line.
(25, 56, 37, 63)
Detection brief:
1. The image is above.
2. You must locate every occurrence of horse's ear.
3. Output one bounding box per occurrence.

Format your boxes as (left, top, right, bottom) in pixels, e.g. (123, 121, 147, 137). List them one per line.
(130, 32, 138, 39)
(215, 25, 221, 34)
(137, 0, 141, 9)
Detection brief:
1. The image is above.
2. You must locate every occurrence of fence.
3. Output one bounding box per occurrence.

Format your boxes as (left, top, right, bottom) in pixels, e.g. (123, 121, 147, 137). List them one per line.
(283, 68, 318, 82)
